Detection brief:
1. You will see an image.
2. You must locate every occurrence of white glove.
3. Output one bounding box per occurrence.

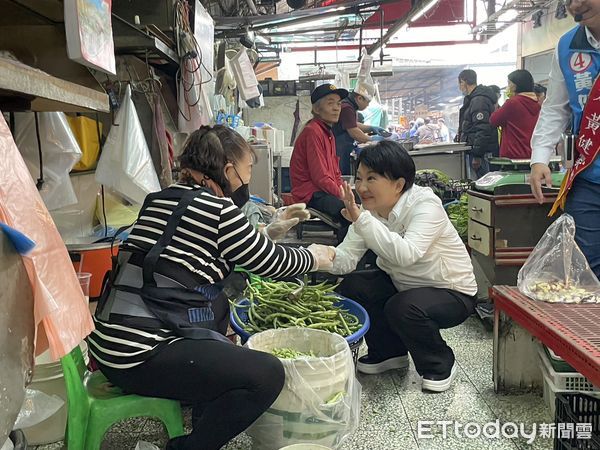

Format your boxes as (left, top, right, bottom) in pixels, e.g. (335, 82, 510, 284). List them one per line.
(308, 244, 336, 272)
(265, 203, 311, 240)
(276, 203, 311, 222)
(265, 218, 299, 240)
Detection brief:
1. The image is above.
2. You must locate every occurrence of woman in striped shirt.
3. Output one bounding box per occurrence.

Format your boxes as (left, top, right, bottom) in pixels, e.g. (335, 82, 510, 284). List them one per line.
(90, 125, 333, 450)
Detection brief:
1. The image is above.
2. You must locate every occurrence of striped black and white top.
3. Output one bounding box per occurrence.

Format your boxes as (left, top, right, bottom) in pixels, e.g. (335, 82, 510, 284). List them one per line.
(89, 183, 314, 369)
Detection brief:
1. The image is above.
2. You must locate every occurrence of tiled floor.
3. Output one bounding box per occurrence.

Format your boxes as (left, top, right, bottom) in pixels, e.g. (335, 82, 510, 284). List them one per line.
(33, 316, 554, 450)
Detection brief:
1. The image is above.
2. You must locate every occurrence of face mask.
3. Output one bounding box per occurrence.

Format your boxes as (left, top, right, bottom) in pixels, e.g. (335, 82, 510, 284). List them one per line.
(231, 183, 250, 208)
(230, 167, 250, 208)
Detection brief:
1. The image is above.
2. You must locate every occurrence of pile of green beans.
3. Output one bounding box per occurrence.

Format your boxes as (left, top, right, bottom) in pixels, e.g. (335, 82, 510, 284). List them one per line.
(271, 347, 316, 359)
(230, 279, 362, 337)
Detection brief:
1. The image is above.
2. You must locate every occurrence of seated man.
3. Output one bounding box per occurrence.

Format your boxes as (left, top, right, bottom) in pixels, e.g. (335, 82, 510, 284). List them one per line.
(290, 83, 352, 241)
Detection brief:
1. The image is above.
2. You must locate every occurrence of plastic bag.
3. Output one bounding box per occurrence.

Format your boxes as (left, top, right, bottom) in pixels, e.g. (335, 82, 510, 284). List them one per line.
(13, 389, 64, 430)
(0, 112, 94, 359)
(14, 112, 82, 211)
(50, 172, 100, 240)
(246, 328, 361, 450)
(517, 214, 600, 303)
(96, 85, 161, 205)
(134, 441, 160, 450)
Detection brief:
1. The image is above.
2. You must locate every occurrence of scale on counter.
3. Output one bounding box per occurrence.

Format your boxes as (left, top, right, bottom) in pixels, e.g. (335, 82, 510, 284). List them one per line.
(474, 157, 564, 195)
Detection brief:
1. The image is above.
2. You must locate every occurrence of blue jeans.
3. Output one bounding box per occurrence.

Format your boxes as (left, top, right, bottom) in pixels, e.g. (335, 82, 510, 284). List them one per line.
(565, 177, 600, 279)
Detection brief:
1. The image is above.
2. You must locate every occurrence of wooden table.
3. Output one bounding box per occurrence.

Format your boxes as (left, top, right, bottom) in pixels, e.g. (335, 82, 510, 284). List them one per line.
(491, 286, 600, 390)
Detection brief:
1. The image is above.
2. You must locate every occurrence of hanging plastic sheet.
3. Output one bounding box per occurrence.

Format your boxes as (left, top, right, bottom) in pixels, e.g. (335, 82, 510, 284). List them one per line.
(96, 85, 161, 205)
(0, 112, 94, 360)
(152, 94, 173, 187)
(14, 112, 82, 211)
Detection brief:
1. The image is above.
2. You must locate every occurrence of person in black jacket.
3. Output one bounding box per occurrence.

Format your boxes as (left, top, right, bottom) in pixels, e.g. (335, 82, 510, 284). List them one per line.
(455, 70, 499, 179)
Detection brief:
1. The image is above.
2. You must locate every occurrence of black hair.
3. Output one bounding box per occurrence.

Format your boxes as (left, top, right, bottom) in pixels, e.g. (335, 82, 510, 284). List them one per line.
(357, 141, 415, 191)
(508, 69, 534, 93)
(534, 83, 547, 95)
(458, 69, 477, 86)
(179, 125, 254, 193)
(488, 85, 501, 101)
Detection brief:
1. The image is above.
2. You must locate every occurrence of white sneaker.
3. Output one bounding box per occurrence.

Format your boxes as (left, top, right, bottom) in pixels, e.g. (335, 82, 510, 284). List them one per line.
(421, 362, 458, 392)
(357, 354, 410, 375)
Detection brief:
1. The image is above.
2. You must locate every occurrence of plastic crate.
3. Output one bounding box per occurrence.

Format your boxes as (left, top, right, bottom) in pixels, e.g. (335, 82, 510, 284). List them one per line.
(538, 344, 600, 392)
(542, 362, 568, 418)
(554, 393, 600, 450)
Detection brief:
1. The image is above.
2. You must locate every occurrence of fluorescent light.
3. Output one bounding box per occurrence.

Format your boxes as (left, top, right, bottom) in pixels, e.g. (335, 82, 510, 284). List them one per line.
(497, 9, 518, 22)
(411, 0, 439, 22)
(277, 17, 332, 32)
(255, 34, 271, 45)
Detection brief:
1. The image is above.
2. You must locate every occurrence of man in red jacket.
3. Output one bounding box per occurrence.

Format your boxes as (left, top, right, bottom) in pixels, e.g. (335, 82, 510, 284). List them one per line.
(290, 83, 350, 239)
(490, 69, 541, 159)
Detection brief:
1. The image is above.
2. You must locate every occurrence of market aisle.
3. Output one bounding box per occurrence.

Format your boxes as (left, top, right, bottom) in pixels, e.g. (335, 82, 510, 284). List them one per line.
(32, 316, 552, 450)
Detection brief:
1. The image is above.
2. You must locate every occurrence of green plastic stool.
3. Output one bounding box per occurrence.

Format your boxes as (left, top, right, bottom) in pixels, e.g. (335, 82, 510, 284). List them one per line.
(60, 345, 185, 450)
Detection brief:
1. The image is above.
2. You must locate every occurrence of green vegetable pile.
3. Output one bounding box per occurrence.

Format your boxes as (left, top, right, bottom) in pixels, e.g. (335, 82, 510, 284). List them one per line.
(230, 279, 362, 337)
(446, 194, 468, 240)
(271, 347, 316, 359)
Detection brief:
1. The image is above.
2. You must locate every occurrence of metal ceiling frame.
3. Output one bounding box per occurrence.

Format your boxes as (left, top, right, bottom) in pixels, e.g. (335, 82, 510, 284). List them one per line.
(473, 0, 555, 37)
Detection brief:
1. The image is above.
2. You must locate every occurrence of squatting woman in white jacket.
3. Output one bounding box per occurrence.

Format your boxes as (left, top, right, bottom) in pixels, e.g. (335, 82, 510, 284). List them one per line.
(327, 141, 477, 393)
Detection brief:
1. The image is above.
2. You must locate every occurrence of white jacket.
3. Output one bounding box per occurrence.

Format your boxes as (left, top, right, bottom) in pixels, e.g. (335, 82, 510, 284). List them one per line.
(331, 185, 477, 296)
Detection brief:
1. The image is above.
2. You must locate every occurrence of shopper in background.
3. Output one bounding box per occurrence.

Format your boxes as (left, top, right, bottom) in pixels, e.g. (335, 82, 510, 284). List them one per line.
(324, 142, 477, 392)
(290, 83, 354, 240)
(437, 118, 450, 142)
(416, 117, 440, 143)
(534, 83, 547, 105)
(490, 69, 541, 159)
(333, 81, 386, 175)
(530, 1, 600, 279)
(455, 69, 499, 179)
(488, 85, 502, 110)
(91, 125, 334, 450)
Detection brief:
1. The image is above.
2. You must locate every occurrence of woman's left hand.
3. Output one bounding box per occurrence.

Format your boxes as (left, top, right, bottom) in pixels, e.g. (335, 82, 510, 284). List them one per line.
(340, 182, 361, 222)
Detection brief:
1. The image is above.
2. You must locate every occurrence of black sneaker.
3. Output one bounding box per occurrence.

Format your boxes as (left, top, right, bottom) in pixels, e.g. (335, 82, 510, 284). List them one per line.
(357, 354, 410, 375)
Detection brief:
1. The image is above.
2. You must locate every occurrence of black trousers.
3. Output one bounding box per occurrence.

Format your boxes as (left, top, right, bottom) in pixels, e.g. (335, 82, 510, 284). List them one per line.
(308, 191, 360, 242)
(338, 269, 476, 377)
(98, 339, 285, 450)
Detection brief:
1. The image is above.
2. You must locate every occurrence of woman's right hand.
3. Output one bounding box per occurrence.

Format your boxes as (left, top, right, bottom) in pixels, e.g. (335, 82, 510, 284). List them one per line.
(308, 244, 336, 271)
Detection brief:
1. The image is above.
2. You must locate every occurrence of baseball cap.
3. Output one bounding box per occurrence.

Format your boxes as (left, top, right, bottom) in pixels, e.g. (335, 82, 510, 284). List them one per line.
(311, 83, 349, 104)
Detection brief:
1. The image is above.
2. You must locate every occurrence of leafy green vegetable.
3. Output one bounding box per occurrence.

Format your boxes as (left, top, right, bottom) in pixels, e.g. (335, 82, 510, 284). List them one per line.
(446, 194, 468, 240)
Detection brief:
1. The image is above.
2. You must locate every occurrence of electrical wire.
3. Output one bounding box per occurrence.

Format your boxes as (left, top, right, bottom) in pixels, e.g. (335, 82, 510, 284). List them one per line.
(33, 112, 44, 190)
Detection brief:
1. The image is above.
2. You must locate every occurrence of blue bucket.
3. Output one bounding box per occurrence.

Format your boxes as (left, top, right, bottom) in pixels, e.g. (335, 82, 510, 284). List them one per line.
(230, 295, 370, 345)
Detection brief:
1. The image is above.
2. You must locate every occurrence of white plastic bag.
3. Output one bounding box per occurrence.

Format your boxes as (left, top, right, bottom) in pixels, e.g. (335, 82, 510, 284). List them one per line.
(246, 328, 361, 450)
(96, 85, 161, 205)
(518, 214, 600, 303)
(13, 389, 64, 430)
(14, 112, 82, 211)
(134, 441, 160, 450)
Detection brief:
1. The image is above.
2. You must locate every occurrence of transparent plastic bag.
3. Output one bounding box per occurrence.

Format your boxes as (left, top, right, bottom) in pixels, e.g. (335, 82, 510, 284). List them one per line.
(246, 328, 361, 450)
(517, 214, 600, 303)
(14, 112, 82, 211)
(134, 441, 160, 450)
(96, 85, 161, 205)
(13, 389, 64, 430)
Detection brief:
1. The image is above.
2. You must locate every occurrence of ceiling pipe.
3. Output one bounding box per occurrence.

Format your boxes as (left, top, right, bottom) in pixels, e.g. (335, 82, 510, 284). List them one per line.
(288, 39, 482, 52)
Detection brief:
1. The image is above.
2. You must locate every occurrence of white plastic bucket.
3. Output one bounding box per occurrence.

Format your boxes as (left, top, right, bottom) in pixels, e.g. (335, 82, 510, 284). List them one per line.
(247, 328, 355, 450)
(21, 342, 88, 445)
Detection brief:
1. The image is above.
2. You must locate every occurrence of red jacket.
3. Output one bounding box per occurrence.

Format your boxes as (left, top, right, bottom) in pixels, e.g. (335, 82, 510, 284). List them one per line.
(490, 94, 541, 159)
(290, 118, 342, 204)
